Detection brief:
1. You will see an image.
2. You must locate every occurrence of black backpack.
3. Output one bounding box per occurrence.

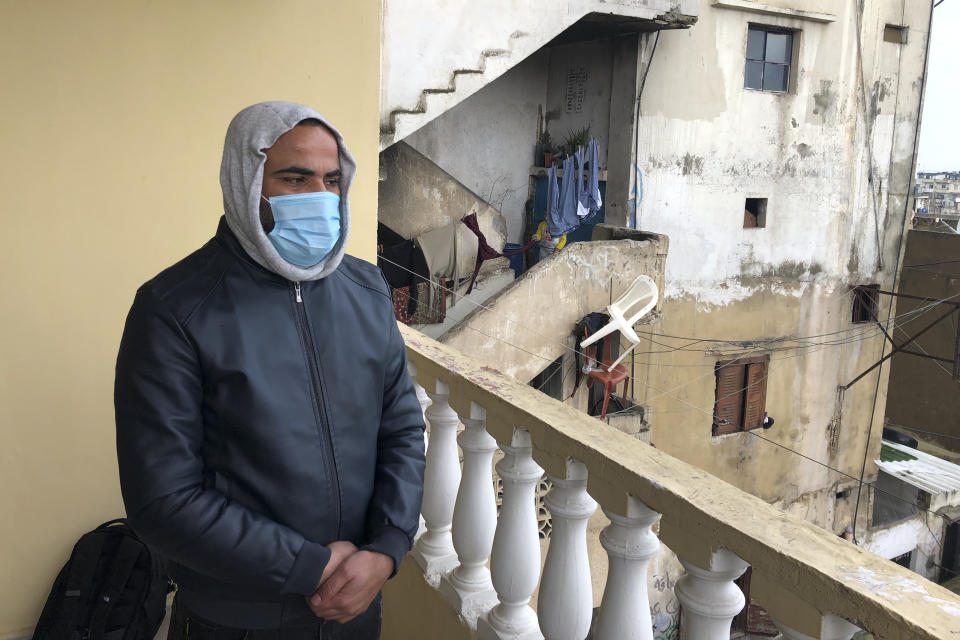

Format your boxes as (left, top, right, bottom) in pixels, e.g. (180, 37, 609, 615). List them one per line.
(32, 519, 171, 640)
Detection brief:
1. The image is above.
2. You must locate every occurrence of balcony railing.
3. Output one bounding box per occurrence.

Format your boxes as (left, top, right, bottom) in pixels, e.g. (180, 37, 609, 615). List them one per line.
(399, 324, 960, 640)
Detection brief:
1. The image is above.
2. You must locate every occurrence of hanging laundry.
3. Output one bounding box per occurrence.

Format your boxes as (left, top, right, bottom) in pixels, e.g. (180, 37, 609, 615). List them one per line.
(574, 147, 589, 218)
(414, 221, 459, 315)
(546, 163, 561, 237)
(533, 220, 567, 262)
(533, 221, 567, 250)
(460, 212, 535, 294)
(377, 223, 428, 317)
(551, 154, 581, 237)
(582, 138, 602, 214)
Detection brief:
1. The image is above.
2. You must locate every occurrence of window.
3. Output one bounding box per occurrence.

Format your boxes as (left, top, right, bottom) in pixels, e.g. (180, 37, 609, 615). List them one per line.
(884, 24, 908, 44)
(713, 356, 769, 436)
(744, 197, 767, 228)
(745, 25, 794, 92)
(891, 551, 913, 569)
(851, 285, 879, 324)
(530, 356, 564, 401)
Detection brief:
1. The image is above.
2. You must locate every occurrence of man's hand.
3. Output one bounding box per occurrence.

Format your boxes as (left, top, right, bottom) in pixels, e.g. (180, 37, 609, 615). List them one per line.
(306, 550, 394, 623)
(319, 541, 358, 586)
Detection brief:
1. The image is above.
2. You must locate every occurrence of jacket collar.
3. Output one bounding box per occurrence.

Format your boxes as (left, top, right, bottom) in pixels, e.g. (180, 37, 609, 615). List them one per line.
(215, 216, 291, 284)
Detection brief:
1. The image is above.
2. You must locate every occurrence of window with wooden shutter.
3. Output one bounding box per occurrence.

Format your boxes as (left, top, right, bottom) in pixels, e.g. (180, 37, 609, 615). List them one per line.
(743, 359, 768, 430)
(713, 356, 770, 435)
(714, 362, 745, 435)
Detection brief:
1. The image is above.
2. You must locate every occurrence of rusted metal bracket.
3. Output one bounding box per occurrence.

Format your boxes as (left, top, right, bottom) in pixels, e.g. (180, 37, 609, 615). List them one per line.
(841, 288, 960, 390)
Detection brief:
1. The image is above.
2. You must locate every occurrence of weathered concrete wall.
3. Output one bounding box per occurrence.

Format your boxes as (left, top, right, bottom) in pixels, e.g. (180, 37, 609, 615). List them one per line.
(404, 34, 642, 242)
(886, 230, 960, 454)
(379, 142, 510, 277)
(441, 235, 667, 382)
(380, 0, 698, 131)
(633, 284, 891, 530)
(625, 0, 931, 525)
(405, 51, 549, 243)
(634, 0, 927, 297)
(543, 39, 614, 169)
(863, 511, 943, 582)
(391, 0, 932, 541)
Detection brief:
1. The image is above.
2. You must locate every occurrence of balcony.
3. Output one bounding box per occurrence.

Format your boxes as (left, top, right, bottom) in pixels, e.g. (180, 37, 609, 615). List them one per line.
(383, 325, 960, 639)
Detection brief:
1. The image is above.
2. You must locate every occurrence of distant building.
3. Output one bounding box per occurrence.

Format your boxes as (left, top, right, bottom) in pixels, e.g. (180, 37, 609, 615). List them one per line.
(914, 171, 960, 232)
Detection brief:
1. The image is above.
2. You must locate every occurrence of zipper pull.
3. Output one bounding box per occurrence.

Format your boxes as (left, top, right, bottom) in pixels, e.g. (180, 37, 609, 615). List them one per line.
(294, 282, 302, 303)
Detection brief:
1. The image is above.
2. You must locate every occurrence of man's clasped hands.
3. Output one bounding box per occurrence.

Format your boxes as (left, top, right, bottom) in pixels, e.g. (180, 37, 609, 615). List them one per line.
(306, 541, 394, 623)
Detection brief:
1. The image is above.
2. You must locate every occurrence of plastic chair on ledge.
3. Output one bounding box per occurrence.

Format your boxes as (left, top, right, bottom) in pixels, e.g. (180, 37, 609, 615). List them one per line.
(579, 275, 658, 372)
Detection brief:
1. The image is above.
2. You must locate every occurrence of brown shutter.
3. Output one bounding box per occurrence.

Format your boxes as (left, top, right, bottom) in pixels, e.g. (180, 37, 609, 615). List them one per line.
(714, 361, 745, 434)
(743, 359, 769, 430)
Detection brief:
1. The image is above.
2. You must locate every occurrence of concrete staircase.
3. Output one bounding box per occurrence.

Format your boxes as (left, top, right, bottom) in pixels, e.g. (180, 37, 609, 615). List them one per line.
(437, 227, 667, 383)
(379, 0, 698, 150)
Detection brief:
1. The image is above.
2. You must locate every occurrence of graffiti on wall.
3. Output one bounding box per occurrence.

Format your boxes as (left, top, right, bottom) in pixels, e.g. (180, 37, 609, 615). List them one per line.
(650, 569, 680, 640)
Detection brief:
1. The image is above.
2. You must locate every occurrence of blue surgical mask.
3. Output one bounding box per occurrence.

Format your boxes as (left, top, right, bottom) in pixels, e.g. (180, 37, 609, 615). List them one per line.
(262, 192, 341, 267)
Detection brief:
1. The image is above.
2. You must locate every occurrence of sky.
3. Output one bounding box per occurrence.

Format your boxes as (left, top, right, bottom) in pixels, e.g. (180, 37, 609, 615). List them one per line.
(916, 0, 959, 172)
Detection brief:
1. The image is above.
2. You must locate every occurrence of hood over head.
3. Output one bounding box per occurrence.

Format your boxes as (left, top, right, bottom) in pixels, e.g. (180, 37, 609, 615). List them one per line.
(220, 101, 356, 281)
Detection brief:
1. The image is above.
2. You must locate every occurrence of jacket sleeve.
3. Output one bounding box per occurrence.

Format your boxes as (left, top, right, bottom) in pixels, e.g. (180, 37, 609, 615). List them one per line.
(360, 317, 426, 575)
(115, 287, 330, 596)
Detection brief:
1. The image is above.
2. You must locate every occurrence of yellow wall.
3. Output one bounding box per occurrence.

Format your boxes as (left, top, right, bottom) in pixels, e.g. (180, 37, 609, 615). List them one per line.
(0, 2, 379, 636)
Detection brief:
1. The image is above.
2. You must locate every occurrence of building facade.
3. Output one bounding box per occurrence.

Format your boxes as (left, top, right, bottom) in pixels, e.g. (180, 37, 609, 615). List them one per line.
(380, 0, 932, 542)
(914, 171, 960, 231)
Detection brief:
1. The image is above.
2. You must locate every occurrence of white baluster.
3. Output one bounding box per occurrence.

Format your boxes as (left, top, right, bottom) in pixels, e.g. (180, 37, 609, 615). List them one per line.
(411, 380, 461, 580)
(538, 460, 597, 640)
(440, 403, 499, 623)
(478, 429, 545, 640)
(407, 362, 431, 540)
(674, 549, 748, 640)
(776, 615, 861, 640)
(595, 497, 661, 640)
(407, 362, 431, 425)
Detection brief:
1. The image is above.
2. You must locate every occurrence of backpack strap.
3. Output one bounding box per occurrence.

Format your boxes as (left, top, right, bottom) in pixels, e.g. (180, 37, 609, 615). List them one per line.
(58, 532, 109, 639)
(96, 519, 129, 531)
(86, 536, 142, 640)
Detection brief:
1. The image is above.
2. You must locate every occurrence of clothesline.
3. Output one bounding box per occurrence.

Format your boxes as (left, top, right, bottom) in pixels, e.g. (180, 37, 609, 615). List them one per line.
(545, 137, 603, 239)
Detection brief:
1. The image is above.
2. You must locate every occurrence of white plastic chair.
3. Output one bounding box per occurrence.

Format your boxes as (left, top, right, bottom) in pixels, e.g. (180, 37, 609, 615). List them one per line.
(579, 275, 658, 372)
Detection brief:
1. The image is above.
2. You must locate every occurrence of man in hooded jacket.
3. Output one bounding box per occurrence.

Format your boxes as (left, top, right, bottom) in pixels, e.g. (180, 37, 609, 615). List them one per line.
(115, 101, 426, 638)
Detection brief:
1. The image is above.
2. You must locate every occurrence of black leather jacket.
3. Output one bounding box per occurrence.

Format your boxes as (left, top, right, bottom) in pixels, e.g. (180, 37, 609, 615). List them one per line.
(115, 218, 425, 627)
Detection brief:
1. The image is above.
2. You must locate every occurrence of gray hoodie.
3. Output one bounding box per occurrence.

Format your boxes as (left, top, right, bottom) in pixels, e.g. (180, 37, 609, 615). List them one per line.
(220, 101, 356, 282)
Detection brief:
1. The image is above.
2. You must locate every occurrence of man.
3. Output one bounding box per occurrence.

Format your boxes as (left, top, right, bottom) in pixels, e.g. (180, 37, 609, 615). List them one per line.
(115, 101, 426, 638)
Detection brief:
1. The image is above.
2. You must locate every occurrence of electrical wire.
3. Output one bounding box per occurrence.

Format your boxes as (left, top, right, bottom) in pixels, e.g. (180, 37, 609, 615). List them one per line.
(631, 378, 959, 528)
(380, 250, 960, 370)
(390, 275, 960, 533)
(886, 423, 960, 441)
(632, 29, 660, 229)
(904, 258, 960, 269)
(851, 0, 935, 545)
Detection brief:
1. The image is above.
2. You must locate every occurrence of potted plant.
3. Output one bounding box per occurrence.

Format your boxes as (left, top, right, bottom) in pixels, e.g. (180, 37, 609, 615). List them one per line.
(540, 129, 554, 167)
(563, 125, 591, 155)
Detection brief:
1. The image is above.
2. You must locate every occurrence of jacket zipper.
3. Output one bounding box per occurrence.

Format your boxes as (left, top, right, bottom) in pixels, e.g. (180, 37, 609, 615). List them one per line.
(291, 281, 342, 538)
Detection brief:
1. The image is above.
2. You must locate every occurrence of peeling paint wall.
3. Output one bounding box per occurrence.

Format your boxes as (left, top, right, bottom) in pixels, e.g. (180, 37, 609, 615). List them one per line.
(628, 0, 930, 523)
(440, 234, 667, 382)
(385, 0, 931, 544)
(863, 512, 944, 582)
(634, 0, 928, 299)
(380, 0, 697, 130)
(404, 52, 549, 243)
